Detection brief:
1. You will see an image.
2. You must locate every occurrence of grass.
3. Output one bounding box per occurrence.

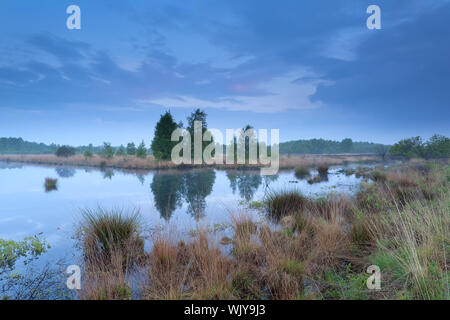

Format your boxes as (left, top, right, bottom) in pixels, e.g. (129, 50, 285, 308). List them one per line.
(44, 178, 57, 192)
(294, 167, 310, 179)
(317, 165, 329, 175)
(79, 207, 144, 264)
(265, 189, 308, 220)
(0, 153, 382, 170)
(73, 160, 449, 300)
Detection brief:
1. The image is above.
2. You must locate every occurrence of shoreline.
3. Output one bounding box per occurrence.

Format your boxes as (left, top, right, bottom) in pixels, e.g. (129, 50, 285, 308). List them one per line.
(0, 154, 383, 172)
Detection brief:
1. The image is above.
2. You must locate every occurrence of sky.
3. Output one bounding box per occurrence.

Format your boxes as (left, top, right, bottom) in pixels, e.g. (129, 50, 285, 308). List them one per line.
(0, 0, 449, 146)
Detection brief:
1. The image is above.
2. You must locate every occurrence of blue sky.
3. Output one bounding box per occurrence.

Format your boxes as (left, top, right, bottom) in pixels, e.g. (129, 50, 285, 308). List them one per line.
(0, 0, 449, 145)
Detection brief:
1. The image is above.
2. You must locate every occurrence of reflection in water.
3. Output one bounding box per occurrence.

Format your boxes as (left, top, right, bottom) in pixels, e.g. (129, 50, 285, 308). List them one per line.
(150, 169, 216, 220)
(226, 170, 262, 202)
(55, 168, 76, 178)
(182, 169, 216, 221)
(136, 174, 145, 185)
(319, 171, 329, 182)
(102, 168, 115, 180)
(151, 172, 184, 220)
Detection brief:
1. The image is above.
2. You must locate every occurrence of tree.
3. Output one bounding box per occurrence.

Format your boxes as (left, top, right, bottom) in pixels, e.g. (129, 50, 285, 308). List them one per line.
(236, 125, 258, 163)
(151, 111, 180, 160)
(126, 142, 136, 156)
(136, 141, 147, 159)
(83, 149, 93, 159)
(101, 142, 114, 159)
(55, 145, 76, 157)
(116, 145, 126, 156)
(376, 145, 390, 160)
(186, 109, 211, 159)
(340, 138, 353, 153)
(390, 137, 424, 158)
(424, 134, 450, 158)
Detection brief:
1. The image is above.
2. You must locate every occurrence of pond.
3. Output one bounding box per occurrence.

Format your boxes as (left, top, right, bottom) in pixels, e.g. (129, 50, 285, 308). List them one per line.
(0, 161, 383, 265)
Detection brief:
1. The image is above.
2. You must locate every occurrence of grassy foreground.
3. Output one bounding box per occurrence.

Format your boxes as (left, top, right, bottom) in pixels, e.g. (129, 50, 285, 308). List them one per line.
(75, 160, 449, 300)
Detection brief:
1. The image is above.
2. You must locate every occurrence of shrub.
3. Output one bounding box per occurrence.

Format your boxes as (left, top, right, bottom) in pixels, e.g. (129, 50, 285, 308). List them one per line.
(294, 167, 310, 179)
(55, 145, 76, 157)
(317, 165, 329, 175)
(44, 178, 58, 192)
(83, 150, 93, 159)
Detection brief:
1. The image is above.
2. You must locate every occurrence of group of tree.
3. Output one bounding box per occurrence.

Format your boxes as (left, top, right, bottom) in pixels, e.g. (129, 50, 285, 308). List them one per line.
(55, 145, 76, 157)
(279, 138, 390, 155)
(151, 109, 209, 160)
(389, 134, 450, 159)
(0, 138, 58, 154)
(151, 109, 269, 163)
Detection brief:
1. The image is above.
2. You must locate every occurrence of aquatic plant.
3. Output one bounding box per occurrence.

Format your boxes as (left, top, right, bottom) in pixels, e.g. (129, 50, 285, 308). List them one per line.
(44, 178, 58, 192)
(294, 167, 310, 179)
(265, 190, 308, 220)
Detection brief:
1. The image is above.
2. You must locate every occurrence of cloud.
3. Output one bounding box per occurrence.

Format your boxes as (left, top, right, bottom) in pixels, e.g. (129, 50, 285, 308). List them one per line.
(140, 70, 324, 113)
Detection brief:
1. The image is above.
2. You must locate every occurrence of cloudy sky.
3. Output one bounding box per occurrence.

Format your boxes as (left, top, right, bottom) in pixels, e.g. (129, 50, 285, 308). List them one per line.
(0, 0, 449, 145)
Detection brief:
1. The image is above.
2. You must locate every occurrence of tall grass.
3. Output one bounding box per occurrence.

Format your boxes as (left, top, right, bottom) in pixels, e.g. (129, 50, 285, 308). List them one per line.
(75, 161, 449, 300)
(79, 207, 144, 263)
(372, 195, 449, 299)
(265, 189, 308, 220)
(44, 178, 57, 192)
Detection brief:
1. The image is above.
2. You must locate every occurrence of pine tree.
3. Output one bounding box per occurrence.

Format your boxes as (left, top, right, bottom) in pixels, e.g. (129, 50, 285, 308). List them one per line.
(151, 111, 180, 160)
(136, 140, 147, 159)
(126, 142, 136, 155)
(186, 109, 211, 159)
(116, 145, 126, 156)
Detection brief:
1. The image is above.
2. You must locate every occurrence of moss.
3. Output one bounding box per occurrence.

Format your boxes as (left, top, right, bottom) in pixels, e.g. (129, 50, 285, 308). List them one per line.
(232, 270, 263, 299)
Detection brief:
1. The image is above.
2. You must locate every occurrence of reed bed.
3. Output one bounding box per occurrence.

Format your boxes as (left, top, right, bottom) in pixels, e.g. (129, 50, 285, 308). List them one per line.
(73, 161, 449, 300)
(0, 154, 382, 171)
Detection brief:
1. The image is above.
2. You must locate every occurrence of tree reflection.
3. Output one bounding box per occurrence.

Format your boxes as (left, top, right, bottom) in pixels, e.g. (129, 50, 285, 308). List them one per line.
(150, 172, 184, 220)
(150, 169, 216, 221)
(226, 170, 262, 202)
(55, 168, 76, 178)
(102, 168, 115, 180)
(181, 169, 216, 221)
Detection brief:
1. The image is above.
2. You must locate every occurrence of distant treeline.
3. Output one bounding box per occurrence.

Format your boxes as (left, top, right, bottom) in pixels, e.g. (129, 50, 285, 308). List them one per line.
(279, 138, 389, 155)
(390, 135, 450, 159)
(0, 137, 104, 155)
(2, 134, 449, 158)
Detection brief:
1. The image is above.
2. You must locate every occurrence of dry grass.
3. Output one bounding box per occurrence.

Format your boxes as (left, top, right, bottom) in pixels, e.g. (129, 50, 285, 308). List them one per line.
(75, 161, 449, 300)
(44, 177, 57, 192)
(0, 153, 382, 170)
(145, 228, 234, 300)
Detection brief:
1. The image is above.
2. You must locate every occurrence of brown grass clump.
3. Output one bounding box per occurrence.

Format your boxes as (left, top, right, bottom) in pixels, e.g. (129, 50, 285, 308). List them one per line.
(306, 215, 350, 274)
(44, 177, 58, 192)
(265, 190, 308, 220)
(145, 228, 234, 300)
(76, 161, 449, 300)
(294, 166, 310, 179)
(317, 165, 329, 175)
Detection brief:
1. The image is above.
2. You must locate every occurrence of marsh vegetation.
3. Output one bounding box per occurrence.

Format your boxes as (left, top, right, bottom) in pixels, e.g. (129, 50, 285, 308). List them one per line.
(69, 160, 449, 300)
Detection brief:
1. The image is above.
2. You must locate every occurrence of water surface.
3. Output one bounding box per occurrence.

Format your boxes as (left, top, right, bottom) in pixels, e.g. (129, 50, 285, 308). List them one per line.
(0, 162, 378, 263)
